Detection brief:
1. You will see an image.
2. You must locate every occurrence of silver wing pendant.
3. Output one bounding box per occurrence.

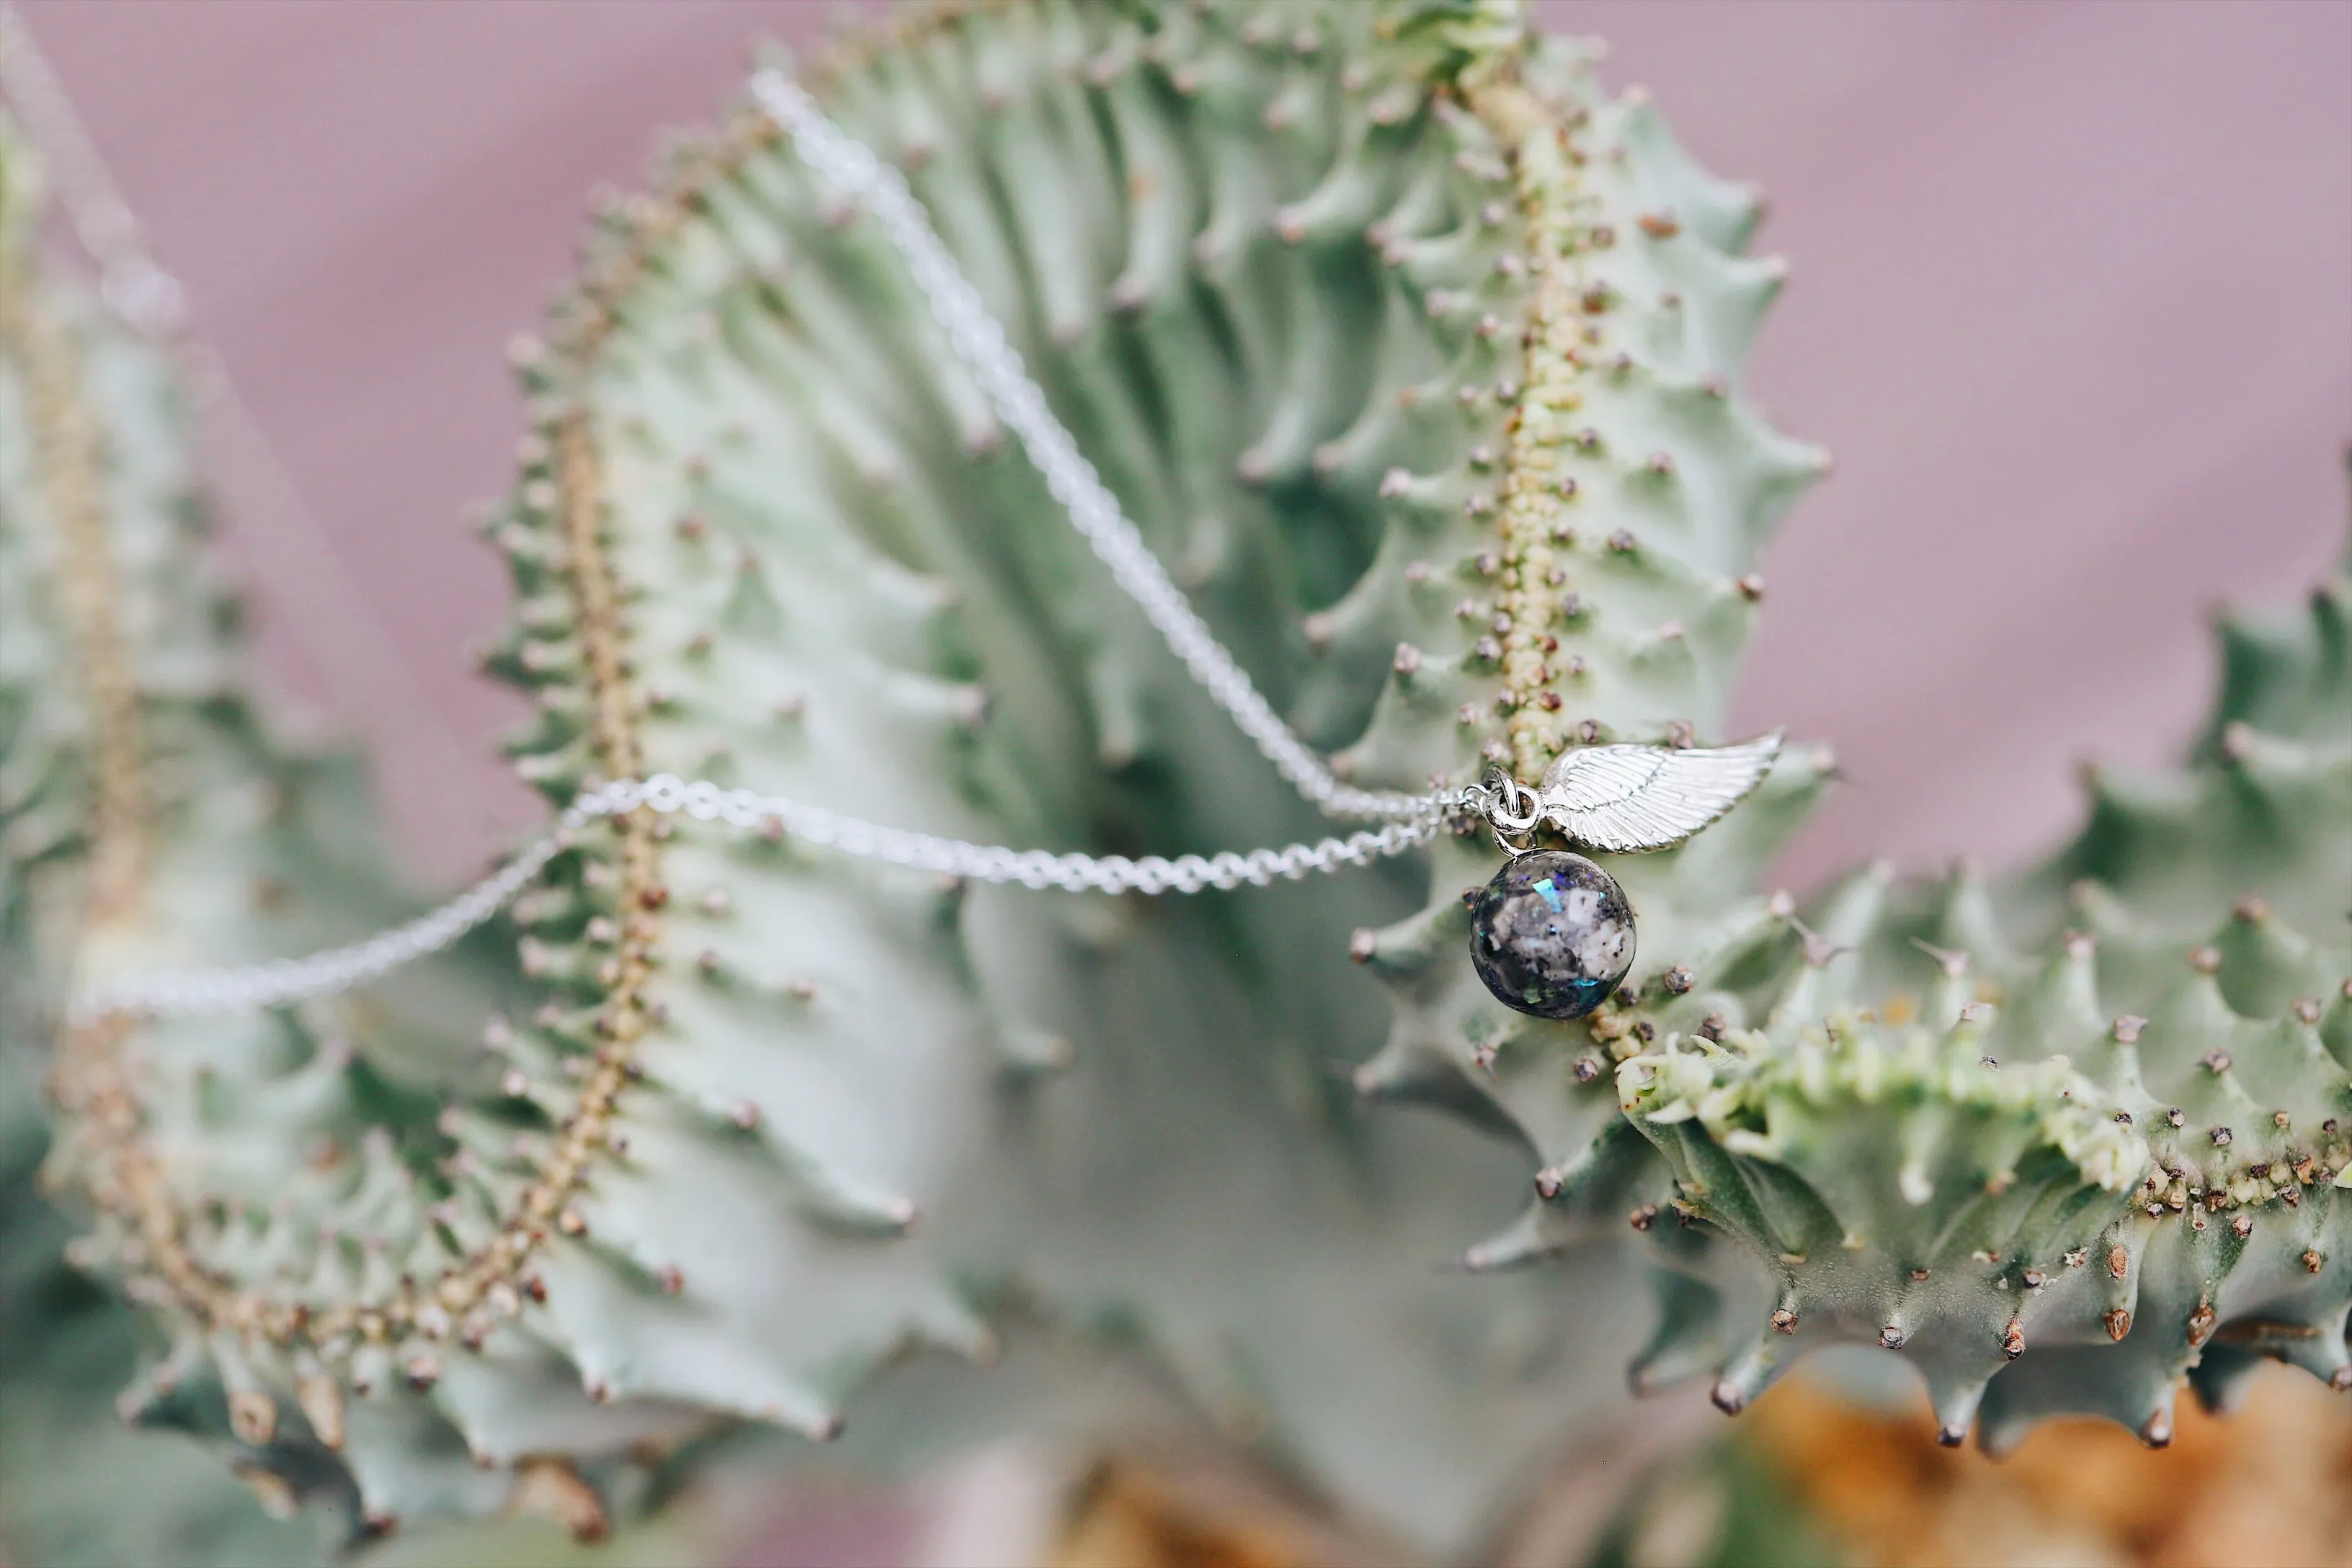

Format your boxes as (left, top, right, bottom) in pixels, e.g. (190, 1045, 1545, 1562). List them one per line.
(1536, 730, 1783, 853)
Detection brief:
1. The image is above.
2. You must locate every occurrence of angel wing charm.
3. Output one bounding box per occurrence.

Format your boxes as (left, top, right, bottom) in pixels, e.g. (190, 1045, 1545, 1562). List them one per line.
(1535, 730, 1783, 853)
(1466, 731, 1783, 1022)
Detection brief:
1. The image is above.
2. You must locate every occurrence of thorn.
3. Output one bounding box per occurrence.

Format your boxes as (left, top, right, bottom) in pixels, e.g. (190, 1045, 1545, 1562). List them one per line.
(1787, 917, 1848, 969)
(2104, 1309, 2132, 1341)
(1909, 936, 1969, 979)
(2188, 1303, 2217, 1348)
(228, 1391, 277, 1447)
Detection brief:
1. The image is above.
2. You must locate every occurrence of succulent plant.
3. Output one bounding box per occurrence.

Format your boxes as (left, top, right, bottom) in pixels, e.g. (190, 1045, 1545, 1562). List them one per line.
(0, 125, 352, 1564)
(8, 0, 2352, 1561)
(1549, 501, 2352, 1456)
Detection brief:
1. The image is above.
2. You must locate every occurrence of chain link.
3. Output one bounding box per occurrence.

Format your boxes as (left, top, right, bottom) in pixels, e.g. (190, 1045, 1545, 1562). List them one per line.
(749, 72, 1440, 823)
(71, 775, 1463, 1023)
(66, 74, 1489, 1025)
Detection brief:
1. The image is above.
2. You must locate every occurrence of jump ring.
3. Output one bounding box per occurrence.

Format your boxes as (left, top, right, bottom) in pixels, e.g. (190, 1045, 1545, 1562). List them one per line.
(1480, 768, 1543, 836)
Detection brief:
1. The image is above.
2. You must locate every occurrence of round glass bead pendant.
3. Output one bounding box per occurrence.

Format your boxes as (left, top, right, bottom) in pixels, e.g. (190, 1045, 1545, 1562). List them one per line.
(1467, 850, 1636, 1021)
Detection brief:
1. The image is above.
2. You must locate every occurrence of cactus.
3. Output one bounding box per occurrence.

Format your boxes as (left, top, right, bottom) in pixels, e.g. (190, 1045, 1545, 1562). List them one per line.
(9, 0, 2352, 1560)
(0, 128, 342, 1563)
(1572, 545, 2352, 1453)
(466, 0, 1719, 1544)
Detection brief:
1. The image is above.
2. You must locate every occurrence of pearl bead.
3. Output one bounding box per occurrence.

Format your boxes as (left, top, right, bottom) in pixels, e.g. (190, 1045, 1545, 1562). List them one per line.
(1467, 851, 1634, 1020)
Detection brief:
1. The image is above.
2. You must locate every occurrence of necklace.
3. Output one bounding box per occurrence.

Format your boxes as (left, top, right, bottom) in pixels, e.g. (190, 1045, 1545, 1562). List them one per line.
(65, 68, 1779, 1033)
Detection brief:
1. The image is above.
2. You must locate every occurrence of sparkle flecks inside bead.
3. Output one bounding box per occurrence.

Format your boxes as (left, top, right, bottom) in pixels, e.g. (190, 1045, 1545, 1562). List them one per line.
(1469, 850, 1634, 1020)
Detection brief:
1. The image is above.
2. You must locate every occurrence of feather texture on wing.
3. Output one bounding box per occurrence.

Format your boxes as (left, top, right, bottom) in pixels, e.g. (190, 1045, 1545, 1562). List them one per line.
(1536, 731, 1783, 852)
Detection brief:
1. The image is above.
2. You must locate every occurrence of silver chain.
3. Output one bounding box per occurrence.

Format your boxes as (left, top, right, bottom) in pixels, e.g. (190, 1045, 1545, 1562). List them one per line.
(749, 72, 1439, 822)
(71, 777, 1456, 1024)
(66, 71, 1487, 1025)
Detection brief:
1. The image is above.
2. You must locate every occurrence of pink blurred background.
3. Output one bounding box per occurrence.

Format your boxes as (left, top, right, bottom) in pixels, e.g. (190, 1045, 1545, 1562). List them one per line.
(17, 0, 2351, 889)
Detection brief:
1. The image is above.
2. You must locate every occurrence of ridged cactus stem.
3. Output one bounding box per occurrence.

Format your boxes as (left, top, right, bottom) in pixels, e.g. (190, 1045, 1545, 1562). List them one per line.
(1463, 68, 1603, 778)
(0, 260, 142, 916)
(29, 1, 2346, 1554)
(12, 246, 270, 1420)
(9, 2, 1831, 1544)
(0, 240, 229, 1360)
